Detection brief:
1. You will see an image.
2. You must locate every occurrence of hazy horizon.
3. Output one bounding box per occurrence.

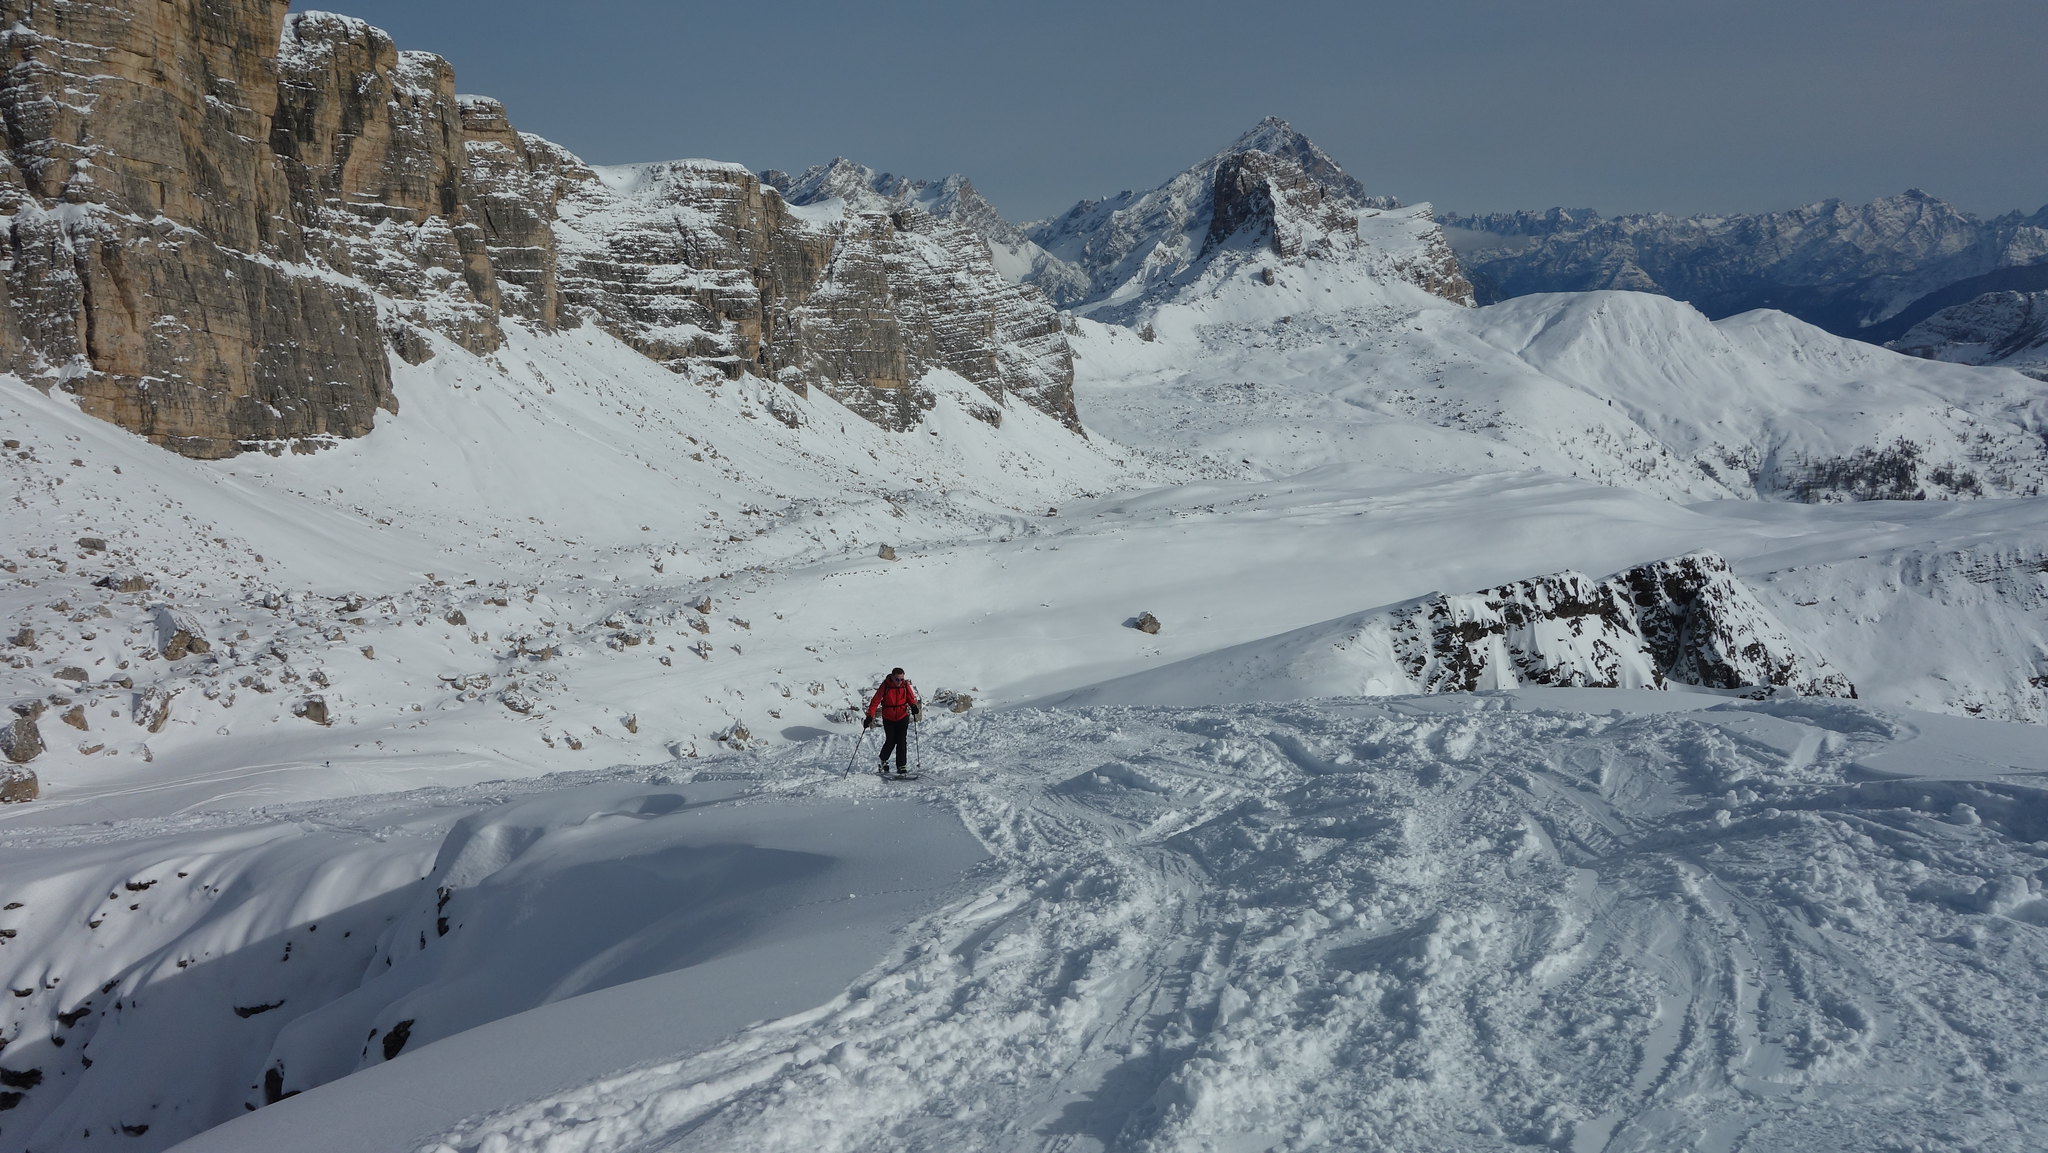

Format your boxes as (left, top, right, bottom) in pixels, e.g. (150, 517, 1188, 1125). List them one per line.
(295, 0, 2048, 225)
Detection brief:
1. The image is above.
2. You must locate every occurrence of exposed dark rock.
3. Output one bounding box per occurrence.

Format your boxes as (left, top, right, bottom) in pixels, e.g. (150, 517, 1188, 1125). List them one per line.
(1382, 552, 1853, 697)
(1130, 612, 1163, 635)
(381, 1018, 413, 1061)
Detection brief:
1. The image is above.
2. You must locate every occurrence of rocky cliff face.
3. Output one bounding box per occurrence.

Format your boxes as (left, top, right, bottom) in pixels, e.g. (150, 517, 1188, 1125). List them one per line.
(0, 0, 1078, 457)
(0, 3, 415, 457)
(1444, 193, 2048, 346)
(579, 160, 1079, 431)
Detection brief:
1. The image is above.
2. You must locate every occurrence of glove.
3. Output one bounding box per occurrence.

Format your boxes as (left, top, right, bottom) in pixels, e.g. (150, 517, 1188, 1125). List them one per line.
(913, 706, 924, 720)
(863, 716, 876, 730)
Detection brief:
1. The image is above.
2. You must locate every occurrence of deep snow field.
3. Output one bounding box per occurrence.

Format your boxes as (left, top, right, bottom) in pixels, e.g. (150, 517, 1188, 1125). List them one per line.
(5, 264, 2048, 1152)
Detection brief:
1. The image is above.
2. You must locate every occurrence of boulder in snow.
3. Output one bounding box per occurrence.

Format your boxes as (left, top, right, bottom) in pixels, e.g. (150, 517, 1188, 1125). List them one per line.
(152, 605, 212, 660)
(0, 763, 36, 802)
(2, 712, 45, 766)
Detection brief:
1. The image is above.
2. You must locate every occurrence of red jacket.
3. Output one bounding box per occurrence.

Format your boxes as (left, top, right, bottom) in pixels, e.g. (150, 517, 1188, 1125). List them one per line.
(866, 677, 920, 721)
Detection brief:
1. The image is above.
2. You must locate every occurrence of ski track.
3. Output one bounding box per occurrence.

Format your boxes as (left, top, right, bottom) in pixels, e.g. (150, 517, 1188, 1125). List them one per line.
(413, 698, 2048, 1153)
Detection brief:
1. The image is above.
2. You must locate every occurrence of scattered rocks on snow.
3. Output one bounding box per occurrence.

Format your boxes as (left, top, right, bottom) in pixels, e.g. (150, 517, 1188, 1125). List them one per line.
(1129, 611, 1163, 635)
(877, 544, 898, 561)
(931, 688, 975, 713)
(53, 667, 89, 683)
(295, 697, 332, 726)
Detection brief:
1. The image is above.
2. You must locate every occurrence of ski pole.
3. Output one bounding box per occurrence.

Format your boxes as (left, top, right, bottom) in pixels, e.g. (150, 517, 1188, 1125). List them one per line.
(843, 726, 868, 775)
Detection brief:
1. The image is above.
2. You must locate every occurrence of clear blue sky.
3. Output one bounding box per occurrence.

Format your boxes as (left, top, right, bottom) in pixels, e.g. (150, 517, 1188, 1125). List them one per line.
(298, 0, 2048, 223)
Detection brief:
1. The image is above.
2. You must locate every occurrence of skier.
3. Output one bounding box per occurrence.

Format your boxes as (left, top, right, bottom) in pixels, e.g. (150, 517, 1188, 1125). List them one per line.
(863, 667, 923, 776)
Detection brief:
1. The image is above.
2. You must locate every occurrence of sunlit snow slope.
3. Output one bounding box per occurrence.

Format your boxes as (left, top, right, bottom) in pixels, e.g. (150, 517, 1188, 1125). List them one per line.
(56, 692, 2027, 1153)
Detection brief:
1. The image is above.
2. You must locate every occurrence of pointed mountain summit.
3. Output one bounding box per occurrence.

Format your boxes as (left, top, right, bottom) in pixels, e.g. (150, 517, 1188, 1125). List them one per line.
(1021, 118, 1469, 318)
(1215, 116, 1375, 205)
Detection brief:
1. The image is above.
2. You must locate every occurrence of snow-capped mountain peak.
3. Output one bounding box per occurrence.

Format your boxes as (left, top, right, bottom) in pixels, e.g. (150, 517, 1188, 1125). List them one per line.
(1019, 118, 1466, 318)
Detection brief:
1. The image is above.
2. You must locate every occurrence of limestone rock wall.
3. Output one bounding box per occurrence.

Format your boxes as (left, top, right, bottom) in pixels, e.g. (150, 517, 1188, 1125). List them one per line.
(0, 0, 1079, 453)
(0, 0, 411, 457)
(553, 162, 1080, 432)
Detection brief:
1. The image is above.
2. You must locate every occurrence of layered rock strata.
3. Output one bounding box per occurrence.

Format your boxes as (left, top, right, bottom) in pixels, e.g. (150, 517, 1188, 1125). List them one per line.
(0, 0, 1079, 456)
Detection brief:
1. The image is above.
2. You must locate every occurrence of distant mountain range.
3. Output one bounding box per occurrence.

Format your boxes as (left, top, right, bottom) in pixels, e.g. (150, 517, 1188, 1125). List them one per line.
(1442, 194, 2048, 378)
(767, 117, 1469, 322)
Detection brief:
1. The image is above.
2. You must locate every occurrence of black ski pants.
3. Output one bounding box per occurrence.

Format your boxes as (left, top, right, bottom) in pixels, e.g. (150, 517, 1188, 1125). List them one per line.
(877, 717, 910, 769)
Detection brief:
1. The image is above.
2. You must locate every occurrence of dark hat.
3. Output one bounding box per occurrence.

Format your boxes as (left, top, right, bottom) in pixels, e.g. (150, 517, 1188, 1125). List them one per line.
(890, 667, 905, 676)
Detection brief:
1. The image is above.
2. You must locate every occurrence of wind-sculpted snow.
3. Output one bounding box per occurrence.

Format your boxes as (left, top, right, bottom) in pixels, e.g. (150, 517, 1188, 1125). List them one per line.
(33, 693, 2020, 1153)
(0, 771, 984, 1152)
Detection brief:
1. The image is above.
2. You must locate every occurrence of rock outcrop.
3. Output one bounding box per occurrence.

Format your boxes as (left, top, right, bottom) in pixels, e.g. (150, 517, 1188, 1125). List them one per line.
(0, 0, 1079, 456)
(3, 702, 45, 765)
(0, 762, 36, 802)
(1387, 552, 1853, 697)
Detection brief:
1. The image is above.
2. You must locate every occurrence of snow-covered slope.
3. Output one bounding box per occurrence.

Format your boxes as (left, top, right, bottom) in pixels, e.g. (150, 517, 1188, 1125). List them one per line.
(3, 693, 2042, 1152)
(0, 319, 1142, 818)
(1074, 278, 2048, 503)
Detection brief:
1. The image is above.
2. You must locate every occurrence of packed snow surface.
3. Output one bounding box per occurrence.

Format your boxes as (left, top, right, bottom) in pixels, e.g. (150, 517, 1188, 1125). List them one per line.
(5, 692, 2036, 1152)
